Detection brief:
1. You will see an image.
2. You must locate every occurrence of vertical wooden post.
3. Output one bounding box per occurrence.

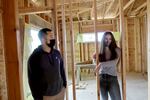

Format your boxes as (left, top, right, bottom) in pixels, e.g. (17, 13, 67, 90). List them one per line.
(61, 0, 69, 100)
(2, 0, 23, 99)
(134, 18, 138, 72)
(69, 0, 76, 100)
(93, 0, 100, 100)
(134, 17, 142, 72)
(136, 18, 142, 72)
(52, 0, 59, 49)
(147, 0, 150, 99)
(79, 43, 83, 62)
(78, 22, 83, 62)
(87, 44, 90, 60)
(119, 0, 126, 100)
(141, 15, 148, 74)
(24, 0, 29, 23)
(112, 19, 116, 32)
(83, 44, 86, 61)
(125, 18, 129, 72)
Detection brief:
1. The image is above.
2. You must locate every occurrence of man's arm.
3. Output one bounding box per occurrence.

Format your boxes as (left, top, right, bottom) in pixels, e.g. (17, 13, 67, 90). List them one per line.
(28, 53, 43, 99)
(59, 54, 67, 88)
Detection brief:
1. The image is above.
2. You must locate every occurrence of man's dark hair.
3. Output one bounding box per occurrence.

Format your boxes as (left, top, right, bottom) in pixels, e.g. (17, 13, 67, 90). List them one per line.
(38, 28, 52, 40)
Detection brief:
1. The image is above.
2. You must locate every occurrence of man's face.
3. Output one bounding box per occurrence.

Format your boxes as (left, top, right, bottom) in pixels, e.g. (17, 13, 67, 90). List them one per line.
(45, 31, 55, 44)
(104, 34, 112, 47)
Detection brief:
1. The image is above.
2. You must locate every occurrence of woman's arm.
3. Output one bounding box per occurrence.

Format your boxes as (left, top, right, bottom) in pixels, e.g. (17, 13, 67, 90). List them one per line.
(100, 48, 121, 67)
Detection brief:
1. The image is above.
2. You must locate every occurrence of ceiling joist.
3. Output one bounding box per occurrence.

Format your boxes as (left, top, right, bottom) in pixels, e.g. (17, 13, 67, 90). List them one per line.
(123, 0, 135, 10)
(19, 6, 52, 15)
(131, 2, 147, 15)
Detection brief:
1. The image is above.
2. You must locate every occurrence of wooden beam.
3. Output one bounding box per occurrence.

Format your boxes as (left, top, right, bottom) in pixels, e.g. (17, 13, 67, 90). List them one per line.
(147, 0, 150, 99)
(69, 0, 76, 100)
(104, 0, 115, 17)
(93, 0, 100, 100)
(61, 0, 68, 99)
(114, 4, 120, 18)
(131, 2, 147, 14)
(119, 0, 126, 100)
(134, 18, 138, 72)
(19, 6, 52, 15)
(123, 0, 135, 10)
(2, 0, 23, 99)
(115, 0, 135, 18)
(125, 18, 129, 72)
(52, 0, 59, 49)
(126, 0, 135, 16)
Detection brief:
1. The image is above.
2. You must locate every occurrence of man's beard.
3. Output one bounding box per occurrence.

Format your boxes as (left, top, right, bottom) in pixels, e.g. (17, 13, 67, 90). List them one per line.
(46, 39, 55, 49)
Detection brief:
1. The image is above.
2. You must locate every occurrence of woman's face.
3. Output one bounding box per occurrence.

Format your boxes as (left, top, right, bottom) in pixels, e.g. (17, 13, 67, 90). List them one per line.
(104, 34, 112, 46)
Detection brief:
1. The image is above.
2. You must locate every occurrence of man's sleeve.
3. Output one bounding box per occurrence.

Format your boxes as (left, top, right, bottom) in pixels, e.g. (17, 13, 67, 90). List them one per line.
(60, 56, 67, 88)
(28, 54, 43, 99)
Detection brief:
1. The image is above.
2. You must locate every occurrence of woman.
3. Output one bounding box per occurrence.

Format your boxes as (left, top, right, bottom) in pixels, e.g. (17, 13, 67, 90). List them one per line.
(95, 32, 121, 100)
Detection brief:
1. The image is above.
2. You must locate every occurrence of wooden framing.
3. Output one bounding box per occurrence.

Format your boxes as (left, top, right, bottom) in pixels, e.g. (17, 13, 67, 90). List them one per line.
(104, 0, 114, 17)
(83, 44, 86, 61)
(52, 0, 59, 49)
(134, 18, 138, 72)
(19, 6, 52, 15)
(147, 0, 150, 99)
(125, 18, 129, 72)
(2, 0, 23, 99)
(61, 0, 68, 99)
(136, 18, 142, 72)
(131, 2, 147, 15)
(123, 0, 135, 10)
(119, 0, 126, 100)
(69, 0, 76, 100)
(93, 0, 100, 100)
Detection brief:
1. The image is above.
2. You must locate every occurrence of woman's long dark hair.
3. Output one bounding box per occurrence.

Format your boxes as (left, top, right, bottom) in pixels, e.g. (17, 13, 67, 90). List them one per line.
(99, 32, 118, 62)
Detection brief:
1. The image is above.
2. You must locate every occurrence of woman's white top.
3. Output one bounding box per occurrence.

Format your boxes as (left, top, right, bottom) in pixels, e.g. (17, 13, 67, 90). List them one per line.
(99, 48, 121, 76)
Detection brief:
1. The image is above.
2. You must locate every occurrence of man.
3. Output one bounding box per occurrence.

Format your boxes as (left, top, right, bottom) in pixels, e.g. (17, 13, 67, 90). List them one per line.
(28, 28, 67, 100)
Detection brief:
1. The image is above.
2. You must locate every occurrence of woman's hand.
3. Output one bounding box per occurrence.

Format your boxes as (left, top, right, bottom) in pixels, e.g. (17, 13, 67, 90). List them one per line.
(94, 63, 101, 76)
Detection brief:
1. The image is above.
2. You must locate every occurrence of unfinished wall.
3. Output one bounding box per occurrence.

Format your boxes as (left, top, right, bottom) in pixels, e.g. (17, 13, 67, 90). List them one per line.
(63, 19, 115, 73)
(127, 16, 147, 73)
(0, 14, 7, 100)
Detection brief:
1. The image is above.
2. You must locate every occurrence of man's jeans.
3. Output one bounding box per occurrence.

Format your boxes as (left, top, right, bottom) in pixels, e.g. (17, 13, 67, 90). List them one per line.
(100, 74, 121, 100)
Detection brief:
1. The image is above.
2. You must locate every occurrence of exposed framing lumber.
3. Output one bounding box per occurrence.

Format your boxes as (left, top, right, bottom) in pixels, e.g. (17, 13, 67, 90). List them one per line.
(147, 0, 150, 99)
(114, 4, 119, 18)
(2, 0, 24, 99)
(52, 0, 59, 49)
(134, 18, 138, 72)
(115, 0, 135, 18)
(104, 0, 115, 17)
(87, 44, 90, 60)
(119, 0, 126, 100)
(126, 0, 135, 16)
(123, 0, 135, 10)
(19, 6, 52, 15)
(125, 18, 129, 72)
(83, 44, 86, 61)
(136, 18, 142, 72)
(93, 0, 100, 100)
(33, 14, 52, 25)
(61, 0, 68, 99)
(69, 0, 76, 100)
(131, 2, 147, 14)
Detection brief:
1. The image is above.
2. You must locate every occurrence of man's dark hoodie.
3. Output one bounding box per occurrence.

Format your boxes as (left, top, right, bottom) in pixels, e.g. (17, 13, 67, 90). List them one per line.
(28, 45, 67, 100)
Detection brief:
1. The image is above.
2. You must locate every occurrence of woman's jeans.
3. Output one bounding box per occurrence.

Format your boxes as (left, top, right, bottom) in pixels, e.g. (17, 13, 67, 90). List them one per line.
(100, 74, 121, 100)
